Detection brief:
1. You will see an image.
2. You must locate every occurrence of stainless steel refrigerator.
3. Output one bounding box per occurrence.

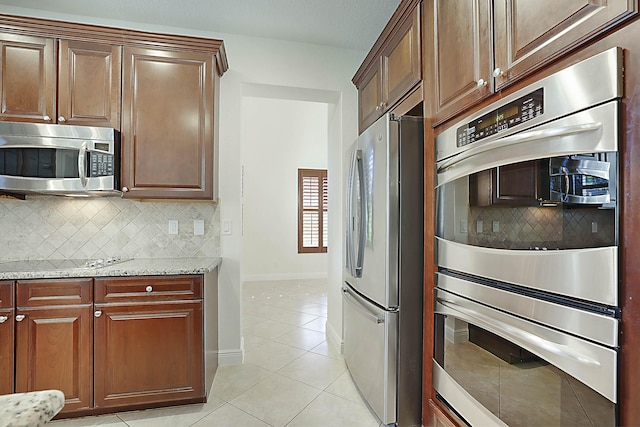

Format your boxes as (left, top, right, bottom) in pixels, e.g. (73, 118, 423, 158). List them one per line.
(343, 112, 423, 426)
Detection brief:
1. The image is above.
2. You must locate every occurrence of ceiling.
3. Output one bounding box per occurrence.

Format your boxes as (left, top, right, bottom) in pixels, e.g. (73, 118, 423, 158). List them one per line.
(0, 0, 402, 51)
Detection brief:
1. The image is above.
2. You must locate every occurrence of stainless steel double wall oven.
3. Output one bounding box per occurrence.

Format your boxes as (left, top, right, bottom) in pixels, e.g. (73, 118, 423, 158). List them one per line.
(433, 47, 622, 427)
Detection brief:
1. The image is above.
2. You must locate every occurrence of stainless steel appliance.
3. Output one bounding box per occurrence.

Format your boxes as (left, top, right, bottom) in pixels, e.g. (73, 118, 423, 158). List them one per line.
(343, 112, 423, 426)
(0, 122, 120, 195)
(433, 47, 622, 426)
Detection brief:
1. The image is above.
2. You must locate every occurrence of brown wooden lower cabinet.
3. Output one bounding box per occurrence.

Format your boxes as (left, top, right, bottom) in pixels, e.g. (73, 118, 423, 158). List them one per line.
(0, 280, 13, 395)
(426, 399, 461, 427)
(93, 300, 204, 408)
(14, 278, 93, 413)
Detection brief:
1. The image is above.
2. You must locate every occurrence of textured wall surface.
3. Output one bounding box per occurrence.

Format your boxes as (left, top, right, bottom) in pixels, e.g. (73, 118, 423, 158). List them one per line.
(0, 195, 220, 261)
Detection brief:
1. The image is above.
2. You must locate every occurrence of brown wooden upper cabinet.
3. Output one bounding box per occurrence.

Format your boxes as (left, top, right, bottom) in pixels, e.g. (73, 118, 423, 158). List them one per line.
(0, 33, 121, 128)
(121, 46, 217, 200)
(426, 0, 637, 125)
(355, 2, 421, 133)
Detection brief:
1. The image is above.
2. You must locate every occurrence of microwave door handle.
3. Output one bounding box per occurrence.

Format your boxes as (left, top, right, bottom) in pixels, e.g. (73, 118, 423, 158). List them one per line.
(78, 142, 88, 187)
(561, 167, 570, 202)
(437, 122, 602, 175)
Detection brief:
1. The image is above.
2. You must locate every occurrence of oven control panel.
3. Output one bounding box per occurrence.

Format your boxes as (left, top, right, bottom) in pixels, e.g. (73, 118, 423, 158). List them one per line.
(456, 88, 544, 147)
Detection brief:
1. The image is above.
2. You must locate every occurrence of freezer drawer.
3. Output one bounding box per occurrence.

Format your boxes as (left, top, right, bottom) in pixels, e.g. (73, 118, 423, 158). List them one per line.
(343, 285, 398, 425)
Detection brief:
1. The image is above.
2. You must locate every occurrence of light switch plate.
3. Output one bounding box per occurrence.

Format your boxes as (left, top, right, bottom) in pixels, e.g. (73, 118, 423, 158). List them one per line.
(476, 220, 483, 233)
(168, 220, 178, 235)
(194, 219, 205, 236)
(222, 219, 232, 235)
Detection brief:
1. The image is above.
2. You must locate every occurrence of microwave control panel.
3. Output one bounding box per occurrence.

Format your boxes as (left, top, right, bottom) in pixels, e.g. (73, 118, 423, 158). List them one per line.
(88, 152, 114, 177)
(456, 88, 544, 148)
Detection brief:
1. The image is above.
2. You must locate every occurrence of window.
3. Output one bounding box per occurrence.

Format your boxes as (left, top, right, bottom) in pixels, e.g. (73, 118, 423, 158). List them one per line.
(298, 168, 328, 253)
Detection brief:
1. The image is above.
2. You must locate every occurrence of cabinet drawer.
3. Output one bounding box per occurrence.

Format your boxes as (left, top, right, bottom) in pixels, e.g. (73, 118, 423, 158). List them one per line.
(16, 278, 92, 307)
(0, 281, 13, 309)
(94, 275, 203, 303)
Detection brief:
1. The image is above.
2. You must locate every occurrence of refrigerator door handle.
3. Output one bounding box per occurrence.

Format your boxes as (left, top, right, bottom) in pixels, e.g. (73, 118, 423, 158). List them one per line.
(343, 288, 384, 324)
(346, 150, 356, 276)
(354, 149, 366, 276)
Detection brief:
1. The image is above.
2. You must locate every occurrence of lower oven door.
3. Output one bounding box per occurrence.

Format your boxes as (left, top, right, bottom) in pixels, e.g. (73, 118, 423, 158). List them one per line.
(342, 285, 397, 425)
(433, 288, 617, 427)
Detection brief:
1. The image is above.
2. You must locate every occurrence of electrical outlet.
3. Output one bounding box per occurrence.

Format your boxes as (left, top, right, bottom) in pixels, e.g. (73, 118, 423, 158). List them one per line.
(476, 220, 483, 233)
(168, 220, 178, 235)
(493, 221, 500, 233)
(460, 220, 468, 233)
(592, 221, 598, 233)
(222, 219, 232, 235)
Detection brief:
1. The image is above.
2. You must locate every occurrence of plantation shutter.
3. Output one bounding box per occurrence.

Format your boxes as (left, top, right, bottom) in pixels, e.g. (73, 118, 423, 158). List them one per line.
(298, 169, 328, 253)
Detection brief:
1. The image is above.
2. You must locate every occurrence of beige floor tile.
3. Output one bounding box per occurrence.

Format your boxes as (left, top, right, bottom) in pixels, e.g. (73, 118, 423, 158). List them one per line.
(297, 302, 327, 316)
(271, 310, 319, 326)
(243, 302, 294, 322)
(210, 362, 272, 402)
(287, 392, 379, 427)
(325, 371, 366, 405)
(50, 414, 126, 427)
(273, 327, 326, 351)
(242, 313, 268, 329)
(116, 396, 224, 426)
(243, 318, 297, 340)
(244, 341, 306, 371)
(243, 332, 270, 352)
(191, 403, 270, 426)
(277, 351, 346, 389)
(301, 317, 326, 332)
(309, 340, 343, 360)
(230, 373, 321, 427)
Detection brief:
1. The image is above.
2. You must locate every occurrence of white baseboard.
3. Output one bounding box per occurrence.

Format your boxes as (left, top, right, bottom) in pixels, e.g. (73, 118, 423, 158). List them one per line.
(326, 320, 344, 354)
(445, 324, 469, 344)
(217, 348, 244, 366)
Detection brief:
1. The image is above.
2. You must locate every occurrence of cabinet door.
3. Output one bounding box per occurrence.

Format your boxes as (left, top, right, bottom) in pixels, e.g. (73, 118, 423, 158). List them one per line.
(470, 161, 539, 206)
(494, 0, 637, 89)
(15, 305, 93, 412)
(121, 46, 215, 199)
(427, 0, 492, 125)
(0, 33, 56, 123)
(426, 399, 460, 427)
(94, 300, 204, 408)
(382, 3, 421, 111)
(0, 281, 14, 395)
(358, 58, 383, 133)
(58, 40, 122, 129)
(0, 309, 13, 395)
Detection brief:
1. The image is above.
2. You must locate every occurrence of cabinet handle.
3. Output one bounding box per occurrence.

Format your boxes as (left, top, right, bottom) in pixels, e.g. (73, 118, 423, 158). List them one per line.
(58, 116, 66, 123)
(146, 285, 153, 293)
(476, 79, 487, 88)
(493, 68, 504, 78)
(0, 315, 7, 323)
(43, 115, 51, 122)
(94, 310, 102, 318)
(122, 187, 129, 192)
(15, 314, 25, 322)
(375, 105, 381, 112)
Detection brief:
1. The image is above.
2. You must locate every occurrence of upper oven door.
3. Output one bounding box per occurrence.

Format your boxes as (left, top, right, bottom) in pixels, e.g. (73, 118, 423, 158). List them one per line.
(435, 100, 619, 307)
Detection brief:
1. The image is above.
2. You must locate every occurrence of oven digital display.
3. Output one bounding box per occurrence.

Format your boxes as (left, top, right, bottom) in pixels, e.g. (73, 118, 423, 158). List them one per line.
(456, 88, 544, 148)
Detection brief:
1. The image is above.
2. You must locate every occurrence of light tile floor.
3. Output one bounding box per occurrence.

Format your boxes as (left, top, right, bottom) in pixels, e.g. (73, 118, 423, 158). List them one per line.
(50, 279, 380, 427)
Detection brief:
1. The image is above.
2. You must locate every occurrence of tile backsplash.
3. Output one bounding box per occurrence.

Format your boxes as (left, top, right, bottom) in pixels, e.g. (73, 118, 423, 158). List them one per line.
(0, 196, 220, 261)
(468, 205, 615, 249)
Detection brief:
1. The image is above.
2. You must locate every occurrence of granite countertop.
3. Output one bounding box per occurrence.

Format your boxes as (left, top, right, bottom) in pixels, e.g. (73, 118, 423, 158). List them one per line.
(0, 390, 65, 427)
(0, 257, 222, 280)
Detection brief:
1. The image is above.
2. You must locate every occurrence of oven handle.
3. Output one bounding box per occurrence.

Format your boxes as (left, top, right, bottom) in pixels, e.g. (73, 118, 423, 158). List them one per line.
(436, 297, 602, 367)
(437, 122, 602, 174)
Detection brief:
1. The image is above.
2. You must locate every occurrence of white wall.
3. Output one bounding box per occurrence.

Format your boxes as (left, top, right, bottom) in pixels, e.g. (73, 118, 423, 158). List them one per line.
(241, 97, 328, 281)
(0, 5, 363, 363)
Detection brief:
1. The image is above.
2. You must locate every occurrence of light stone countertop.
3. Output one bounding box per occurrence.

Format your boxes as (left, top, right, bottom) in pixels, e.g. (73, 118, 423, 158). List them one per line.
(0, 257, 222, 280)
(0, 390, 65, 427)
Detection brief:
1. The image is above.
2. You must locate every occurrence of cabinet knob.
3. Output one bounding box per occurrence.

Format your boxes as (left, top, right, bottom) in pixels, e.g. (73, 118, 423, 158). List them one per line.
(375, 105, 381, 112)
(493, 68, 504, 78)
(476, 79, 487, 88)
(146, 285, 153, 293)
(0, 315, 7, 323)
(58, 116, 66, 122)
(15, 314, 25, 322)
(43, 115, 52, 122)
(122, 187, 129, 192)
(94, 310, 102, 318)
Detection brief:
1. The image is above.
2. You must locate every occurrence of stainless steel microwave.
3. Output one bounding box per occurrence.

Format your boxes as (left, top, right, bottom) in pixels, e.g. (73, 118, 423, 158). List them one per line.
(0, 122, 120, 196)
